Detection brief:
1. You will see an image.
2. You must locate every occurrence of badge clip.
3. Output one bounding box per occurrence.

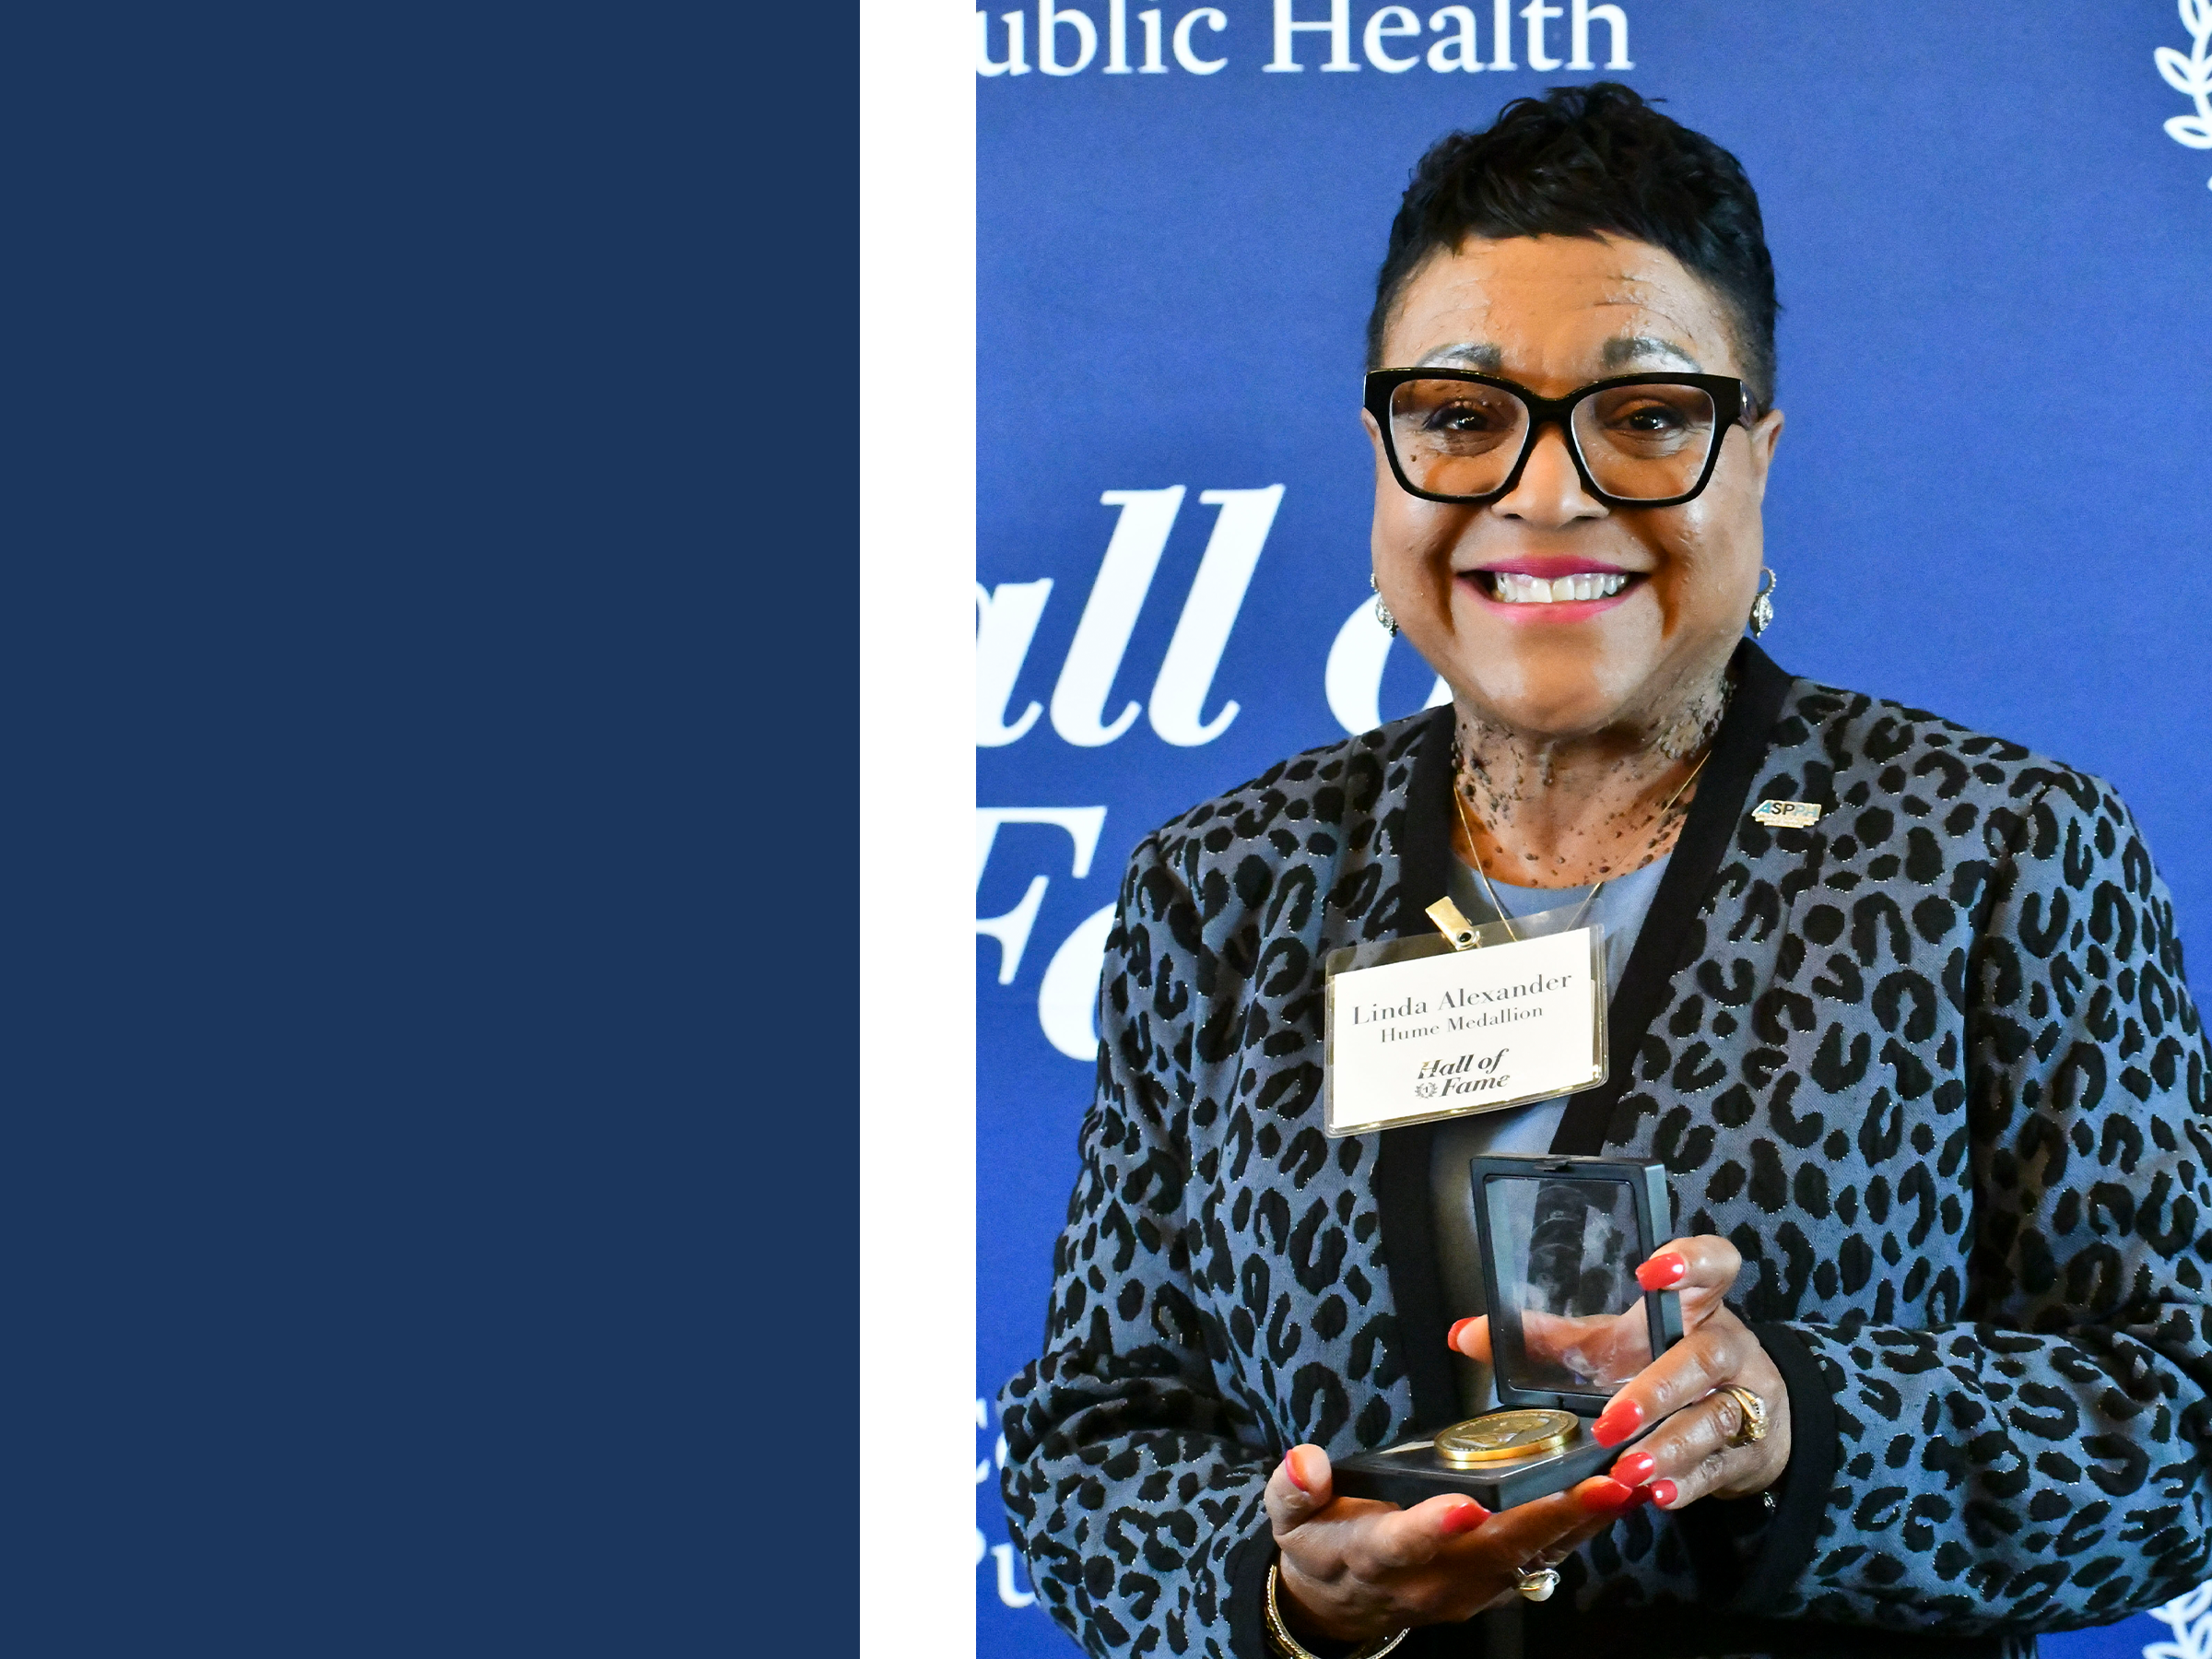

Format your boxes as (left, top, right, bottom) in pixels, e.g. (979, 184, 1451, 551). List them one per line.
(1425, 896, 1482, 951)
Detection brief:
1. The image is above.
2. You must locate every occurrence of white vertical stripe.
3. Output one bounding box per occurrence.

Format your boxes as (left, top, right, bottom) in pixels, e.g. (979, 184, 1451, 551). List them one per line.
(861, 3, 975, 1652)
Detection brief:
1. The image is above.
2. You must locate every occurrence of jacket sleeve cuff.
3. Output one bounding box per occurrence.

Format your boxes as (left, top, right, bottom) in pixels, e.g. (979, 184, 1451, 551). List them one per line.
(1229, 1524, 1281, 1659)
(1732, 1321, 1839, 1614)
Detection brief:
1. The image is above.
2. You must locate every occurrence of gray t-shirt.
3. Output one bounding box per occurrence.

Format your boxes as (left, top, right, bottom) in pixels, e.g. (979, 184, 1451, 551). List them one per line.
(1428, 853, 1672, 1418)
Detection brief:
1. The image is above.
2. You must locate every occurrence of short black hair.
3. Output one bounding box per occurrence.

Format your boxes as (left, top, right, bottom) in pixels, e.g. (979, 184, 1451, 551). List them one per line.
(1367, 84, 1778, 410)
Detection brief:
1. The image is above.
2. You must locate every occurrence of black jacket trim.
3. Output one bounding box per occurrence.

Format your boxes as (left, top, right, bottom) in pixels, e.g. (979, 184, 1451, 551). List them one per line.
(1376, 701, 1465, 1434)
(1375, 1118, 1453, 1432)
(1736, 1321, 1841, 1614)
(1551, 640, 1795, 1159)
(1228, 1529, 1278, 1659)
(1392, 699, 1458, 931)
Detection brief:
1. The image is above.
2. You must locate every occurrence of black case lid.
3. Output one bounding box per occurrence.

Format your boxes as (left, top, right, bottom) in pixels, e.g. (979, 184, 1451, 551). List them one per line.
(1466, 1153, 1682, 1412)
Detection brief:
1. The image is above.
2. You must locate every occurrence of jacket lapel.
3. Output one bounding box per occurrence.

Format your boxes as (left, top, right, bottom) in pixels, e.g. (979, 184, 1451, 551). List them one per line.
(1550, 641, 1794, 1156)
(1373, 703, 1461, 1433)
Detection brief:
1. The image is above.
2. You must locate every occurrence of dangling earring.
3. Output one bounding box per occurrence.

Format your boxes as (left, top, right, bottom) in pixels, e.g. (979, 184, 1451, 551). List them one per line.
(1371, 571, 1397, 636)
(1749, 566, 1776, 637)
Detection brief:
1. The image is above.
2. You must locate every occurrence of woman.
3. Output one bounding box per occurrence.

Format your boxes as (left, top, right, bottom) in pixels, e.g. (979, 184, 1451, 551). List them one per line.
(999, 85, 2212, 1659)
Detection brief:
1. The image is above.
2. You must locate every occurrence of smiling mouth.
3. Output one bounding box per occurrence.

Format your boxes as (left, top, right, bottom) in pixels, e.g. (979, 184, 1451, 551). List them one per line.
(1475, 570, 1638, 605)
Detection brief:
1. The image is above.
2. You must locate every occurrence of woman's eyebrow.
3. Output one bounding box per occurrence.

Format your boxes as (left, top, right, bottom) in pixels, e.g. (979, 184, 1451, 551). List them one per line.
(1417, 342, 1504, 369)
(1601, 335, 1702, 371)
(1414, 337, 1703, 373)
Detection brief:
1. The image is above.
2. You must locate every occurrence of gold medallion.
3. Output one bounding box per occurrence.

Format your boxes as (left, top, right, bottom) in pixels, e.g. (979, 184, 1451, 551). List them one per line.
(1433, 1408, 1580, 1466)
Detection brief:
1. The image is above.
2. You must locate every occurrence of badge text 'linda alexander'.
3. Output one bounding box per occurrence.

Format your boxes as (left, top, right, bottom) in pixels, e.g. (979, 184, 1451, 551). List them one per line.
(1344, 971, 1572, 1027)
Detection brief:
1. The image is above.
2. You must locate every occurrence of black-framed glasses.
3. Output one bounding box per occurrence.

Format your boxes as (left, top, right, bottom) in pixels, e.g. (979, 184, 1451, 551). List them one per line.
(1363, 369, 1755, 509)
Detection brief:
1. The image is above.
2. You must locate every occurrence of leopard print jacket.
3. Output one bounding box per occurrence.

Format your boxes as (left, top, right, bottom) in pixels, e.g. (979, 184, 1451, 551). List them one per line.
(998, 643, 2212, 1659)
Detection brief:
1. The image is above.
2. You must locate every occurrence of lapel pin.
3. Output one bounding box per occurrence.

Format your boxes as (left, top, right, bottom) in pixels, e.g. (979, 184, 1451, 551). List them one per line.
(1751, 800, 1823, 830)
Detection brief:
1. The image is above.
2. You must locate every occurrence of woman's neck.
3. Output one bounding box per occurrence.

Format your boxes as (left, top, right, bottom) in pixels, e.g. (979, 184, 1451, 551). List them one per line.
(1453, 668, 1731, 888)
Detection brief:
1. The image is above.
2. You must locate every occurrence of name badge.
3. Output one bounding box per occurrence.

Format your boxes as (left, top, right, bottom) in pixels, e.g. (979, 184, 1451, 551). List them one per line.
(1322, 923, 1607, 1137)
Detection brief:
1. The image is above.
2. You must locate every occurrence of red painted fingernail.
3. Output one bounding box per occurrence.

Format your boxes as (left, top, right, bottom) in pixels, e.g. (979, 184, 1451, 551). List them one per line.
(1611, 1452, 1656, 1487)
(1635, 1253, 1686, 1290)
(1285, 1448, 1312, 1492)
(1581, 1478, 1635, 1515)
(1591, 1399, 1643, 1447)
(1648, 1479, 1678, 1509)
(1440, 1500, 1490, 1535)
(1628, 1483, 1656, 1508)
(1447, 1316, 1477, 1351)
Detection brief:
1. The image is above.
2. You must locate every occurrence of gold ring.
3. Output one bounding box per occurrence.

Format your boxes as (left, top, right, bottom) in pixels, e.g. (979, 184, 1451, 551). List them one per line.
(1721, 1384, 1769, 1448)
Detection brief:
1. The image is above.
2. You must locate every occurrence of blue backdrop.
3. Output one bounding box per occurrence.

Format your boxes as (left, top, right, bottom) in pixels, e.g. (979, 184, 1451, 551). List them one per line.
(974, 3, 2212, 1653)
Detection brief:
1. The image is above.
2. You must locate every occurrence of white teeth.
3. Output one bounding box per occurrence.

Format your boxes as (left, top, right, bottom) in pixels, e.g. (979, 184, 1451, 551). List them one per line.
(1488, 571, 1629, 604)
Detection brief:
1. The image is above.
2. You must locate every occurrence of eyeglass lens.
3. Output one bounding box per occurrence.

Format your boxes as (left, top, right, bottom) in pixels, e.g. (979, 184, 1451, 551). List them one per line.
(1385, 380, 1720, 502)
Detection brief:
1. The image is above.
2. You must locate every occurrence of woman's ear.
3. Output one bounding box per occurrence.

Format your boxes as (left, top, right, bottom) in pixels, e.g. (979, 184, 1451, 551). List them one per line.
(1746, 406, 1784, 500)
(1360, 407, 1396, 485)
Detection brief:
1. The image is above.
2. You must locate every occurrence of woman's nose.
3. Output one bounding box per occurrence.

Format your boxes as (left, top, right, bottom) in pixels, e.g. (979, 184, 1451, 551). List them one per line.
(1491, 425, 1606, 527)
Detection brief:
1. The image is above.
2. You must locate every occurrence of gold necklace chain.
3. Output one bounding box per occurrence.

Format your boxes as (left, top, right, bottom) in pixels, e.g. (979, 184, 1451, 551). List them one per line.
(1449, 743, 1715, 944)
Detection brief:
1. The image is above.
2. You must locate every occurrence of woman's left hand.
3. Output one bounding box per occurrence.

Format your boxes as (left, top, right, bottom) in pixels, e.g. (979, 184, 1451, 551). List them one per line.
(1592, 1233, 1790, 1508)
(1445, 1233, 1792, 1507)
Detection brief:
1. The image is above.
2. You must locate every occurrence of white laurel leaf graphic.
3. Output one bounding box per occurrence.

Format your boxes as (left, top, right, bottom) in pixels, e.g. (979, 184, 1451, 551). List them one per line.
(2160, 46, 2212, 95)
(2143, 1580, 2212, 1659)
(2160, 0, 2212, 182)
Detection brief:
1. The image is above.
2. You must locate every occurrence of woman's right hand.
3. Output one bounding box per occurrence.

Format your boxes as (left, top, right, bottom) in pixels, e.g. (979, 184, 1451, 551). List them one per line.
(1262, 1444, 1642, 1646)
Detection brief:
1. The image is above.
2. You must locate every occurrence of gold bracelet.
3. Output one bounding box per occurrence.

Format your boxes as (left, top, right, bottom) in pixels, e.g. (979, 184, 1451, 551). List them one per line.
(1264, 1562, 1409, 1659)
